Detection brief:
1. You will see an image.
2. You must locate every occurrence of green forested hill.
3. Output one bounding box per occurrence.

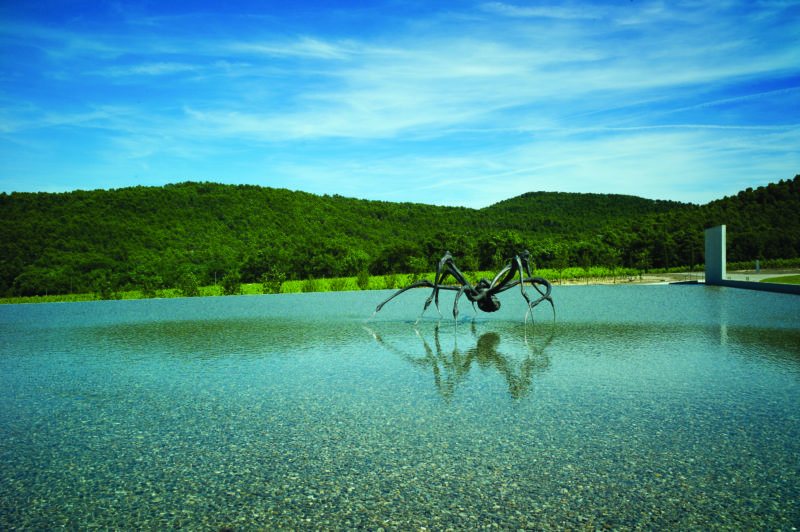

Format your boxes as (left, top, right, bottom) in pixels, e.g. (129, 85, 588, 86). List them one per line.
(481, 191, 687, 234)
(1, 176, 798, 296)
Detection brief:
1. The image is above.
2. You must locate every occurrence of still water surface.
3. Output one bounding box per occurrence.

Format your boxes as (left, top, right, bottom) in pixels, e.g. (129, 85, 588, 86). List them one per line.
(1, 286, 799, 530)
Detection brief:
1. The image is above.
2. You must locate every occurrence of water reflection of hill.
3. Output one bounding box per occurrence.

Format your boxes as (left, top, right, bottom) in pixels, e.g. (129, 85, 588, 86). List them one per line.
(366, 321, 553, 399)
(83, 318, 357, 360)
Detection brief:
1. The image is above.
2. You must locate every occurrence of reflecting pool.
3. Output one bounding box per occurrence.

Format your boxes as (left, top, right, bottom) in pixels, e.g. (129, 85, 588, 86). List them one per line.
(1, 286, 799, 530)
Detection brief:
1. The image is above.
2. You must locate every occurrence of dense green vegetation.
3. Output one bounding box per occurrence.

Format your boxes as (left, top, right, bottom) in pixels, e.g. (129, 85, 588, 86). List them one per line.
(0, 265, 640, 305)
(1, 175, 798, 299)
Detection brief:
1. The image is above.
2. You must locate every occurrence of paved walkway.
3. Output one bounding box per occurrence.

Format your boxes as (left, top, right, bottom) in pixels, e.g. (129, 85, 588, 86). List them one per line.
(724, 271, 799, 282)
(635, 270, 800, 285)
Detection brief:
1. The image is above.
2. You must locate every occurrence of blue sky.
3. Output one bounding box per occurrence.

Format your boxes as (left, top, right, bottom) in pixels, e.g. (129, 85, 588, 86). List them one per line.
(1, 1, 798, 208)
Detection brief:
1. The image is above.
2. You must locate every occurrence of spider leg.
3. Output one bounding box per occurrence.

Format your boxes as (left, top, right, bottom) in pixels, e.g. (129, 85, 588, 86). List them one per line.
(429, 251, 474, 319)
(517, 251, 555, 319)
(483, 252, 554, 323)
(426, 252, 454, 317)
(486, 255, 527, 299)
(513, 254, 534, 306)
(489, 264, 513, 290)
(529, 277, 553, 304)
(416, 284, 462, 325)
(522, 276, 555, 324)
(417, 288, 441, 324)
(453, 284, 471, 321)
(367, 280, 435, 321)
(520, 250, 534, 278)
(530, 276, 554, 310)
(489, 250, 533, 295)
(495, 276, 554, 315)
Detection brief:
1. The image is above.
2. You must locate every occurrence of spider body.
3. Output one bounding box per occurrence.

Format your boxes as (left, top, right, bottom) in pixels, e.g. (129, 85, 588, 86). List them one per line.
(477, 294, 501, 313)
(369, 250, 554, 324)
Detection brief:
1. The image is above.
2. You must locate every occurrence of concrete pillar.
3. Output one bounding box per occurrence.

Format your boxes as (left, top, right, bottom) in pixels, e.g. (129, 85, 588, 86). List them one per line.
(705, 225, 726, 284)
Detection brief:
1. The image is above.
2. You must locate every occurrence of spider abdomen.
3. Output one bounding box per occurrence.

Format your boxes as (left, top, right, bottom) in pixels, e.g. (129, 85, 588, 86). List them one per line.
(477, 295, 501, 313)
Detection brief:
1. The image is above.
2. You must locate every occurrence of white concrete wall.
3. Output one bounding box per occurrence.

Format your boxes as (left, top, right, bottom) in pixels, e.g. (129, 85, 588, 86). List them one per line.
(705, 225, 726, 284)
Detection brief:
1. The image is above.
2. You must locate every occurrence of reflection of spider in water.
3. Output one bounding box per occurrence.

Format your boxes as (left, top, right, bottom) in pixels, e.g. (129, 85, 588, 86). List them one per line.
(365, 320, 554, 399)
(369, 250, 554, 324)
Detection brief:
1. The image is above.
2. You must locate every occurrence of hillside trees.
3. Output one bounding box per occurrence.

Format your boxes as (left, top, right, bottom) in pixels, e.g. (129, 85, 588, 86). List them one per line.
(371, 241, 428, 276)
(1, 175, 799, 297)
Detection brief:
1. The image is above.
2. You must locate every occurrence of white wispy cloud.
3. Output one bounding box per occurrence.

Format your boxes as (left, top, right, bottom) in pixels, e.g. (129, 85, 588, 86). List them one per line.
(480, 1, 609, 20)
(226, 36, 359, 60)
(103, 62, 200, 76)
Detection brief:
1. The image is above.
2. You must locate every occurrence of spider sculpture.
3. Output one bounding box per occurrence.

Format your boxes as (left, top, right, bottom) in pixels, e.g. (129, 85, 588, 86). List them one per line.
(368, 250, 554, 324)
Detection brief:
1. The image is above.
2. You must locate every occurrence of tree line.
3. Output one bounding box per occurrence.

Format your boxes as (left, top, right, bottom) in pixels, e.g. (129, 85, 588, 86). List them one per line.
(1, 175, 798, 297)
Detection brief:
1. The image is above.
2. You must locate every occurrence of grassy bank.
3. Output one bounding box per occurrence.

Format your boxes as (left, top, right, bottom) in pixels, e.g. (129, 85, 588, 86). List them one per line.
(0, 265, 643, 305)
(761, 275, 800, 285)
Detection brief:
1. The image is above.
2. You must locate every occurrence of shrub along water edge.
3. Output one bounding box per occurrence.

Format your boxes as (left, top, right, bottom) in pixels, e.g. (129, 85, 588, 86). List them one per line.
(2, 265, 649, 304)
